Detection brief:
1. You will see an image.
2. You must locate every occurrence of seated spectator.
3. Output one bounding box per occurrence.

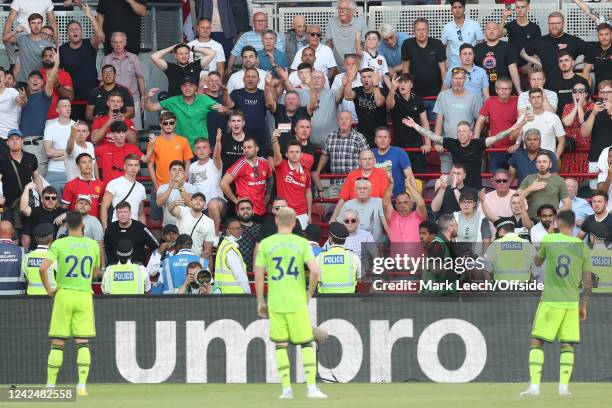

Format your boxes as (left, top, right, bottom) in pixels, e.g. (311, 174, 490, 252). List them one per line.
(214, 218, 251, 294)
(377, 24, 409, 75)
(187, 18, 226, 80)
(235, 197, 261, 273)
(20, 184, 66, 250)
(509, 128, 559, 185)
(100, 154, 147, 229)
(97, 0, 146, 55)
(150, 43, 217, 97)
(597, 148, 612, 211)
(373, 126, 416, 196)
(43, 98, 74, 195)
(288, 56, 315, 89)
(383, 175, 427, 244)
(257, 30, 288, 74)
(356, 30, 391, 88)
(156, 160, 197, 227)
(480, 192, 534, 239)
(285, 15, 308, 65)
(563, 178, 594, 226)
(144, 77, 226, 149)
(577, 190, 612, 244)
(171, 192, 215, 261)
(442, 44, 489, 103)
(61, 153, 105, 218)
(517, 67, 558, 115)
(91, 91, 137, 146)
(292, 25, 337, 83)
(560, 82, 593, 182)
(40, 46, 74, 120)
(190, 136, 225, 234)
(336, 178, 389, 242)
(324, 0, 369, 67)
(453, 190, 492, 257)
(159, 234, 206, 294)
(57, 195, 104, 268)
(531, 204, 556, 244)
(431, 163, 476, 217)
(226, 46, 267, 93)
(323, 209, 376, 265)
(330, 54, 361, 125)
(86, 64, 135, 122)
(104, 201, 159, 265)
(95, 121, 147, 183)
(65, 121, 98, 181)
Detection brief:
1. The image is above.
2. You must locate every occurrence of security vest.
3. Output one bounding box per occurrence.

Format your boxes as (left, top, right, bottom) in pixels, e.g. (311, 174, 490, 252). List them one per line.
(103, 261, 145, 294)
(591, 245, 612, 293)
(0, 240, 25, 295)
(23, 246, 56, 295)
(487, 233, 533, 282)
(160, 248, 205, 294)
(316, 245, 358, 293)
(215, 238, 247, 294)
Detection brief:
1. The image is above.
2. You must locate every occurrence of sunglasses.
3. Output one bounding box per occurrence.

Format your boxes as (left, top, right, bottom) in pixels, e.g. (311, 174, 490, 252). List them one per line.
(161, 120, 176, 125)
(43, 196, 57, 201)
(572, 89, 586, 94)
(494, 179, 509, 183)
(273, 205, 286, 211)
(344, 219, 357, 224)
(451, 67, 466, 75)
(456, 29, 463, 42)
(309, 32, 322, 37)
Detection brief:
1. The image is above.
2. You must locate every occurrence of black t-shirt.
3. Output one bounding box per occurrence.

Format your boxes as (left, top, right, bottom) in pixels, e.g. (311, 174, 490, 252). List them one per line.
(474, 41, 518, 95)
(504, 20, 541, 67)
(205, 92, 226, 150)
(97, 0, 146, 54)
(0, 152, 38, 205)
(87, 84, 135, 117)
(230, 88, 268, 149)
(586, 109, 612, 161)
(104, 220, 159, 265)
(23, 207, 67, 248)
(438, 185, 477, 216)
(352, 86, 388, 146)
(442, 138, 486, 189)
(555, 74, 590, 116)
(59, 40, 99, 100)
(389, 92, 426, 147)
(220, 133, 245, 173)
(581, 213, 612, 244)
(257, 217, 303, 242)
(401, 37, 446, 97)
(524, 33, 586, 92)
(584, 42, 612, 90)
(165, 61, 202, 97)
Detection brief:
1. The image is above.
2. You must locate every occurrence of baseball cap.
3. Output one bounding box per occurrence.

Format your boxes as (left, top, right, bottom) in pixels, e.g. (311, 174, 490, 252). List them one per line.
(179, 76, 197, 86)
(162, 224, 179, 235)
(76, 195, 92, 204)
(7, 129, 23, 138)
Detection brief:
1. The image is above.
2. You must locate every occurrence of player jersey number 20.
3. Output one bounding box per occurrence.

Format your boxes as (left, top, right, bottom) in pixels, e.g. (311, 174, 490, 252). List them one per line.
(555, 255, 571, 278)
(271, 256, 299, 281)
(64, 255, 94, 279)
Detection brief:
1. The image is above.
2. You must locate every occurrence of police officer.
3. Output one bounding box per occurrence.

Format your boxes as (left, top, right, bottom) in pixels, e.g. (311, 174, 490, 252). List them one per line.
(484, 218, 536, 283)
(22, 223, 56, 295)
(0, 220, 24, 295)
(214, 218, 251, 294)
(589, 222, 612, 293)
(316, 222, 360, 294)
(159, 234, 206, 294)
(102, 240, 151, 294)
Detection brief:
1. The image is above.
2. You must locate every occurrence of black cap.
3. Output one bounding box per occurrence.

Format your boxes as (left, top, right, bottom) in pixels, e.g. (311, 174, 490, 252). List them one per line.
(33, 223, 54, 238)
(192, 192, 206, 201)
(116, 239, 133, 258)
(176, 233, 193, 247)
(494, 217, 516, 231)
(162, 224, 179, 235)
(590, 221, 610, 241)
(110, 120, 128, 133)
(328, 222, 349, 240)
(179, 76, 197, 86)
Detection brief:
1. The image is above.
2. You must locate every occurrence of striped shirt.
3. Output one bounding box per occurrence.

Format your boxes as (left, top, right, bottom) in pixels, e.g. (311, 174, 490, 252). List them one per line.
(230, 30, 285, 57)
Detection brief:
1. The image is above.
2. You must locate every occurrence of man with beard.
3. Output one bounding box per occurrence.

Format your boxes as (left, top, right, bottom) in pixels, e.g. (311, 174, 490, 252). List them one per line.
(20, 184, 66, 250)
(578, 190, 612, 244)
(171, 192, 215, 262)
(530, 204, 557, 245)
(57, 195, 104, 268)
(555, 50, 590, 116)
(583, 23, 612, 90)
(226, 46, 267, 93)
(86, 64, 134, 122)
(40, 46, 73, 120)
(420, 215, 458, 295)
(235, 198, 261, 273)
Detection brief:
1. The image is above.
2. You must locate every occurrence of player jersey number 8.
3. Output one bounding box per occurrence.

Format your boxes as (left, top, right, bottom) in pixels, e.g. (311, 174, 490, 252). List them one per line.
(555, 255, 571, 278)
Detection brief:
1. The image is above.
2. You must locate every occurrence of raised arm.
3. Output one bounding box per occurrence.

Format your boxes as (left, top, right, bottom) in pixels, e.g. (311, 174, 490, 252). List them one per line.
(126, 0, 147, 17)
(2, 10, 18, 43)
(143, 88, 163, 112)
(150, 44, 177, 71)
(386, 75, 399, 111)
(193, 46, 217, 69)
(271, 129, 283, 167)
(343, 66, 359, 101)
(484, 114, 527, 147)
(520, 49, 542, 68)
(264, 72, 278, 112)
(213, 128, 223, 170)
(402, 116, 444, 144)
(498, 8, 511, 38)
(408, 182, 427, 220)
(66, 122, 78, 156)
(80, 2, 104, 48)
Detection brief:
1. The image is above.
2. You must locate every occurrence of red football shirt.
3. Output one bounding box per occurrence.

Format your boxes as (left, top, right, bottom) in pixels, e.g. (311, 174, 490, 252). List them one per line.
(275, 160, 311, 215)
(479, 96, 518, 148)
(95, 143, 143, 183)
(91, 116, 136, 147)
(41, 69, 73, 120)
(228, 157, 272, 216)
(61, 177, 106, 217)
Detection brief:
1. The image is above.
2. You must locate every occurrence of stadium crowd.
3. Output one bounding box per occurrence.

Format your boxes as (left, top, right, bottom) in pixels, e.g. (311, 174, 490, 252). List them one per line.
(0, 0, 611, 296)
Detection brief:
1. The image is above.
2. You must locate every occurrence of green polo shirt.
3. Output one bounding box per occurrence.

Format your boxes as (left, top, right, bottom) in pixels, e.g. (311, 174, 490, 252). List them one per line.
(159, 94, 217, 147)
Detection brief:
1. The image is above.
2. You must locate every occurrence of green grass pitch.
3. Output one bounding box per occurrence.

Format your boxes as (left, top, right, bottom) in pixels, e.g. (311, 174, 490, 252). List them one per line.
(1, 383, 610, 408)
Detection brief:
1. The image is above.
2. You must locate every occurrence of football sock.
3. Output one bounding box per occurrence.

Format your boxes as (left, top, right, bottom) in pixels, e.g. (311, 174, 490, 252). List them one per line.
(528, 346, 544, 385)
(47, 344, 64, 386)
(76, 343, 91, 386)
(275, 345, 291, 390)
(301, 344, 317, 387)
(559, 346, 574, 386)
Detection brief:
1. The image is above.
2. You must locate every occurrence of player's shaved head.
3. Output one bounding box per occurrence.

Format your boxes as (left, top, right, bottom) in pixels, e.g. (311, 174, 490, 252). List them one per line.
(0, 220, 14, 239)
(556, 210, 576, 230)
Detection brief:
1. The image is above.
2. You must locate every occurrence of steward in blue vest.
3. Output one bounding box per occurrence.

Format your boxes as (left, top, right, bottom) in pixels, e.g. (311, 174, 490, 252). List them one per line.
(160, 234, 207, 294)
(0, 220, 25, 295)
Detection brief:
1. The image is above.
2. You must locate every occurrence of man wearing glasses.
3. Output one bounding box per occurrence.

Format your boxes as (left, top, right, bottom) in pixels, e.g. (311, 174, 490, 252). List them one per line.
(324, 0, 369, 68)
(20, 185, 66, 251)
(291, 25, 337, 83)
(441, 0, 484, 69)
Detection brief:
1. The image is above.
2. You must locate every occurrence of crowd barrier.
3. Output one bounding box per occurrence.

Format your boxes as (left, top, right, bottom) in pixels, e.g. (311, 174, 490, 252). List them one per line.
(1, 295, 611, 384)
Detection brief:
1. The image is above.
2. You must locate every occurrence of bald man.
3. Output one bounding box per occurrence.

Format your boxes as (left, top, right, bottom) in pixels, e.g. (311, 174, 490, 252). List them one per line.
(0, 220, 25, 295)
(286, 15, 308, 64)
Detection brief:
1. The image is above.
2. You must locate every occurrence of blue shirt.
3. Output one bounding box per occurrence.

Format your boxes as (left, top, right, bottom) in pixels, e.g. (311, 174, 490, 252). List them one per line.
(0, 240, 24, 295)
(565, 197, 594, 222)
(20, 91, 52, 137)
(441, 18, 485, 68)
(443, 64, 489, 102)
(159, 249, 207, 294)
(230, 30, 285, 57)
(373, 146, 412, 196)
(377, 32, 410, 68)
(256, 49, 289, 73)
(508, 148, 558, 184)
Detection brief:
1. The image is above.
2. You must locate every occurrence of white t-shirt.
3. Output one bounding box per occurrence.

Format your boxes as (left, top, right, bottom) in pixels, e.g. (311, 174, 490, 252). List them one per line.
(517, 89, 558, 111)
(188, 159, 223, 208)
(106, 176, 146, 222)
(176, 206, 215, 257)
(11, 0, 53, 34)
(360, 51, 389, 79)
(65, 141, 96, 182)
(331, 72, 361, 123)
(0, 87, 20, 139)
(157, 182, 197, 226)
(226, 68, 267, 94)
(521, 111, 565, 153)
(187, 38, 226, 73)
(596, 147, 612, 211)
(43, 119, 74, 172)
(290, 43, 337, 77)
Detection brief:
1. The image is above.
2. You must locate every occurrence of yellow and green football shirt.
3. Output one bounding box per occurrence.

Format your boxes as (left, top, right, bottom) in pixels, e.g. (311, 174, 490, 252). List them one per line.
(46, 236, 100, 294)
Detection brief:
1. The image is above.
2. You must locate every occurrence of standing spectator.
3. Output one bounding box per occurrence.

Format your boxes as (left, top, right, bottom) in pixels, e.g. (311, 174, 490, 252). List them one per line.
(453, 190, 492, 256)
(99, 154, 147, 229)
(214, 219, 251, 294)
(560, 82, 593, 183)
(508, 128, 559, 185)
(257, 30, 288, 74)
(187, 18, 226, 80)
(39, 47, 73, 121)
(516, 67, 558, 115)
(147, 112, 193, 222)
(598, 149, 612, 211)
(343, 67, 387, 146)
(99, 32, 145, 129)
(171, 192, 215, 261)
(3, 13, 53, 84)
(202, 72, 226, 149)
(583, 23, 612, 91)
(150, 43, 216, 97)
(563, 178, 594, 226)
(518, 152, 571, 220)
(372, 126, 416, 196)
(433, 67, 482, 173)
(57, 195, 104, 268)
(578, 190, 612, 244)
(20, 184, 66, 250)
(90, 92, 137, 146)
(473, 77, 519, 171)
(156, 160, 197, 227)
(355, 30, 391, 88)
(225, 46, 267, 93)
(43, 97, 74, 195)
(285, 15, 307, 65)
(330, 54, 361, 125)
(383, 175, 427, 244)
(64, 122, 98, 181)
(442, 44, 489, 103)
(401, 18, 447, 116)
(265, 79, 315, 140)
(59, 2, 104, 120)
(195, 0, 237, 62)
(85, 64, 135, 122)
(572, 0, 612, 25)
(475, 22, 522, 96)
(235, 197, 261, 273)
(0, 220, 24, 295)
(555, 51, 590, 116)
(582, 90, 612, 189)
(377, 24, 409, 75)
(1, 70, 25, 151)
(276, 117, 318, 172)
(498, 0, 541, 79)
(104, 201, 158, 265)
(61, 153, 105, 218)
(96, 0, 146, 55)
(477, 169, 521, 233)
(337, 179, 389, 242)
(95, 121, 145, 183)
(441, 0, 484, 69)
(292, 25, 337, 83)
(324, 0, 369, 68)
(144, 78, 226, 148)
(220, 137, 273, 220)
(190, 136, 225, 234)
(217, 110, 246, 173)
(308, 70, 343, 149)
(431, 163, 476, 217)
(521, 11, 586, 92)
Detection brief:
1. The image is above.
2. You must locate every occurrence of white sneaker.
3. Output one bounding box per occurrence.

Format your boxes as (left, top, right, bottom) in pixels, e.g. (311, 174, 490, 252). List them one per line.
(278, 389, 293, 399)
(307, 388, 328, 399)
(520, 384, 540, 396)
(558, 385, 572, 396)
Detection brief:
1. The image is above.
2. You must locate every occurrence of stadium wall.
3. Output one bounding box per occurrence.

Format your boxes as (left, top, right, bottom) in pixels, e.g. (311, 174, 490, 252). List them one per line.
(1, 296, 611, 384)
